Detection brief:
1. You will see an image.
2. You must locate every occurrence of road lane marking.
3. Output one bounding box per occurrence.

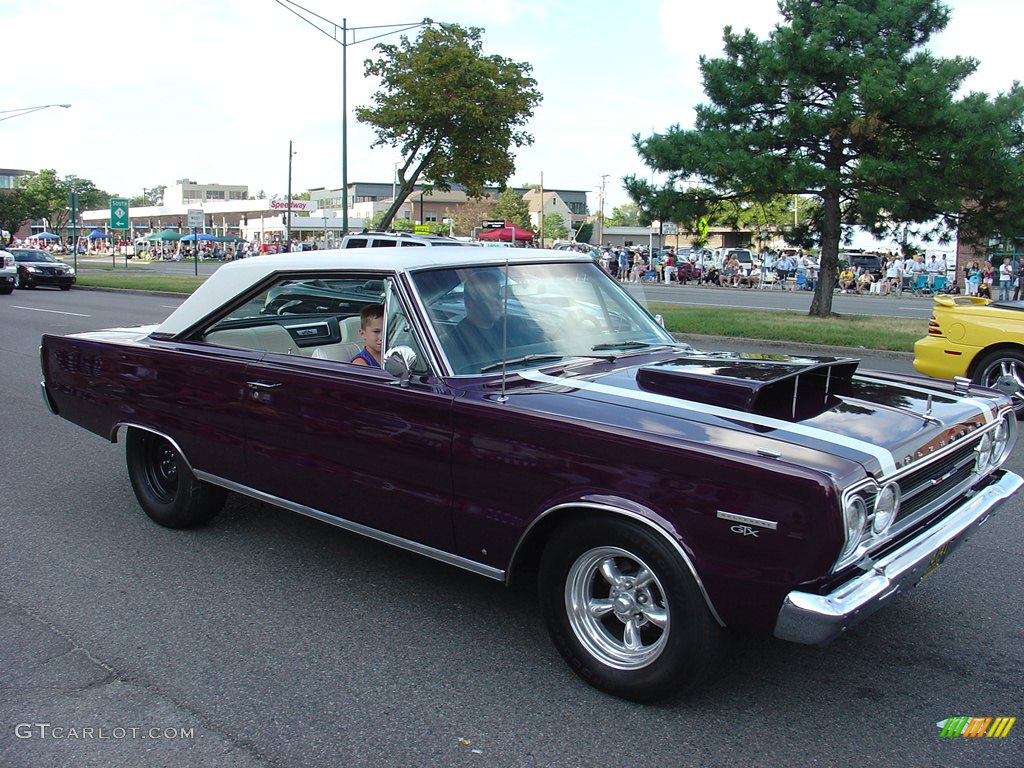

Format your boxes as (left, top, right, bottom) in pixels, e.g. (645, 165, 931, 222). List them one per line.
(9, 305, 91, 317)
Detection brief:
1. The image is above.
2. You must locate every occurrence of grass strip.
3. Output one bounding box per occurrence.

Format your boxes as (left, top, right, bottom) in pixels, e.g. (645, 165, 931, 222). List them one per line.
(648, 302, 925, 352)
(76, 272, 207, 293)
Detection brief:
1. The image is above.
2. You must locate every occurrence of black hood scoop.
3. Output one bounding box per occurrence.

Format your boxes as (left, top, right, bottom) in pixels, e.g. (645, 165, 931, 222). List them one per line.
(636, 353, 860, 421)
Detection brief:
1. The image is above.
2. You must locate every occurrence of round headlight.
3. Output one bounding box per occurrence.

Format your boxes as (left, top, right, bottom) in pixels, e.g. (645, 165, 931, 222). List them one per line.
(871, 482, 901, 535)
(975, 431, 994, 474)
(840, 494, 868, 559)
(990, 417, 1011, 467)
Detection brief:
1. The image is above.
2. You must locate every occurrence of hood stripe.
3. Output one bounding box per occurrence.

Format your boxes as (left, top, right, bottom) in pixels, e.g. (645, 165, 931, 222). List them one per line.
(520, 369, 897, 474)
(854, 374, 997, 423)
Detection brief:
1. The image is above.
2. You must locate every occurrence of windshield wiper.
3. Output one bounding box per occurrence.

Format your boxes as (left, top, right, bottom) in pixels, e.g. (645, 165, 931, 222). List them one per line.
(591, 340, 656, 351)
(479, 354, 564, 373)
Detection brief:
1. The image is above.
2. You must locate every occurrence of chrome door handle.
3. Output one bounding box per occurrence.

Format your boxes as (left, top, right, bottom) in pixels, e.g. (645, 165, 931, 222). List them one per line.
(247, 381, 282, 390)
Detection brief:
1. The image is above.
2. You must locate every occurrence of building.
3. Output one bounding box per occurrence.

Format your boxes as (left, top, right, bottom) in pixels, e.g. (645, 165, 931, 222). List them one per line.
(75, 179, 590, 248)
(163, 178, 249, 206)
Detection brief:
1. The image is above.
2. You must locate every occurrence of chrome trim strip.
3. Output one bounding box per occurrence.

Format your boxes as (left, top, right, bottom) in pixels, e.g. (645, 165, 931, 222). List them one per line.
(114, 423, 199, 474)
(716, 510, 778, 530)
(193, 471, 506, 582)
(39, 381, 58, 416)
(511, 501, 726, 627)
(519, 369, 899, 474)
(774, 470, 1022, 645)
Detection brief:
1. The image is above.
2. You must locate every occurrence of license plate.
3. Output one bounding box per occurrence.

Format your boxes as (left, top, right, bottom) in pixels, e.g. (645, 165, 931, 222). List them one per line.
(921, 542, 953, 580)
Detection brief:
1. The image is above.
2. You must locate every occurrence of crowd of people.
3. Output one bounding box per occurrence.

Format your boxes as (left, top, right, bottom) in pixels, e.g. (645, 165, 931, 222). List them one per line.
(559, 242, 1024, 299)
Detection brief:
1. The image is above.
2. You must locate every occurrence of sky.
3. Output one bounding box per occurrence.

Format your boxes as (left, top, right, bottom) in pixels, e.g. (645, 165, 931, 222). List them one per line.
(1, 0, 1018, 250)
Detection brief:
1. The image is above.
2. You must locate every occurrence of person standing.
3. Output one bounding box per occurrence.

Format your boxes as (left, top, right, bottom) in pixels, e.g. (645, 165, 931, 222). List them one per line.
(1014, 259, 1024, 301)
(999, 257, 1013, 301)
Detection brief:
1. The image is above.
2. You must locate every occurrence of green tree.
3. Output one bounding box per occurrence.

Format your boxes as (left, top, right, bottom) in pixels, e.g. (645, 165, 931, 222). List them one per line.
(356, 21, 542, 230)
(18, 170, 110, 239)
(605, 203, 641, 227)
(493, 188, 531, 229)
(627, 0, 1024, 316)
(129, 185, 166, 207)
(0, 189, 48, 245)
(542, 212, 568, 242)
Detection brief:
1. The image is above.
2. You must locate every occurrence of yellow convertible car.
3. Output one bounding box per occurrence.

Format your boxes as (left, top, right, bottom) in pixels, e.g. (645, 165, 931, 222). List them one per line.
(914, 295, 1024, 417)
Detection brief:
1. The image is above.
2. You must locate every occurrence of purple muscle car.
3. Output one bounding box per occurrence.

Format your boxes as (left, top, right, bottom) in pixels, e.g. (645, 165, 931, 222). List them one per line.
(40, 248, 1021, 701)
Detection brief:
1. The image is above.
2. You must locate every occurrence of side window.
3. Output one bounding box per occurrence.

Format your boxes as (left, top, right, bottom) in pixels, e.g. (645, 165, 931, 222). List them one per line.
(344, 238, 368, 248)
(199, 276, 385, 358)
(383, 279, 429, 375)
(401, 241, 426, 247)
(371, 239, 395, 247)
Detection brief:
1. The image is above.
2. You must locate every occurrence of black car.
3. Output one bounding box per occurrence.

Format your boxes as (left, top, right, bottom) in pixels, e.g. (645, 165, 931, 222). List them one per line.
(9, 249, 77, 290)
(841, 252, 884, 280)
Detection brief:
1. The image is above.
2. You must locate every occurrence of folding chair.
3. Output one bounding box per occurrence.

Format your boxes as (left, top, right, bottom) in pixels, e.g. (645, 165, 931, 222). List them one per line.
(912, 274, 930, 295)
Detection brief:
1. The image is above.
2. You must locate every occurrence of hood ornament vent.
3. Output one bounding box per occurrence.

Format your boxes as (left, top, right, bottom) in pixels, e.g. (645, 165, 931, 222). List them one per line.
(636, 354, 860, 421)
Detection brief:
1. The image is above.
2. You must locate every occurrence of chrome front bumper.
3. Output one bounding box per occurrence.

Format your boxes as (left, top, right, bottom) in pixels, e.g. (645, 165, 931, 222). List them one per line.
(774, 470, 1022, 645)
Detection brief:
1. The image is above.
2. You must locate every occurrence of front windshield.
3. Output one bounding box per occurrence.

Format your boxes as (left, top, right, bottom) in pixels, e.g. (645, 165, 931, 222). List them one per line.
(412, 261, 675, 375)
(14, 250, 60, 263)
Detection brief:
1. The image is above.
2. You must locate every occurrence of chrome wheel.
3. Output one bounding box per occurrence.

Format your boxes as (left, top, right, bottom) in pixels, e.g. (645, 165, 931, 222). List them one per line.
(975, 351, 1024, 416)
(565, 546, 669, 670)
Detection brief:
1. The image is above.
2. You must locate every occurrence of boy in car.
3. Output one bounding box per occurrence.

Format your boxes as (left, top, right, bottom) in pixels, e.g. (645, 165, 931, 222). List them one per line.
(351, 304, 384, 367)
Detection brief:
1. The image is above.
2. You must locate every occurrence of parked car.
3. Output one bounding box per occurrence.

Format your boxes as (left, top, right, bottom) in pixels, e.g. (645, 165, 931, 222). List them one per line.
(340, 231, 468, 248)
(840, 251, 884, 281)
(0, 249, 15, 294)
(9, 248, 76, 290)
(914, 294, 1024, 417)
(40, 248, 1021, 702)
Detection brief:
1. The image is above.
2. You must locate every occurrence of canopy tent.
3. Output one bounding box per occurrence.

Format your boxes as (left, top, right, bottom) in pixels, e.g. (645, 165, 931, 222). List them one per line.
(476, 222, 535, 242)
(87, 229, 111, 239)
(145, 229, 182, 241)
(30, 232, 61, 240)
(179, 233, 219, 242)
(215, 234, 245, 243)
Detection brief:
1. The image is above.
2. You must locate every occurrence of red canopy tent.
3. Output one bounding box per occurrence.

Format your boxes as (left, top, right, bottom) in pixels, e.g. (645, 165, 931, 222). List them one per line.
(476, 222, 535, 241)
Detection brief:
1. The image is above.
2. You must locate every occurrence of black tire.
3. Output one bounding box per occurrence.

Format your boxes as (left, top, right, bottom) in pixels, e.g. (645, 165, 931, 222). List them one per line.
(15, 272, 31, 289)
(971, 348, 1024, 419)
(125, 429, 227, 528)
(538, 517, 724, 702)
(59, 284, 71, 291)
(0, 287, 11, 295)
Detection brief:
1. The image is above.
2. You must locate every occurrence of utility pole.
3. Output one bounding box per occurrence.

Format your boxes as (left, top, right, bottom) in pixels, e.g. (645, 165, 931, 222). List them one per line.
(286, 140, 295, 249)
(539, 172, 544, 247)
(598, 174, 608, 246)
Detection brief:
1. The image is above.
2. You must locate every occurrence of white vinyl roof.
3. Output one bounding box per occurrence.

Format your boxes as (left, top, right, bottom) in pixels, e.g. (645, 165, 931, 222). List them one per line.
(155, 246, 590, 335)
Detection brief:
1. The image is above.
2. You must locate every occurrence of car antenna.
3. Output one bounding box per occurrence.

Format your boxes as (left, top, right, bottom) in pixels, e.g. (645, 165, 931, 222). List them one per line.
(498, 258, 510, 403)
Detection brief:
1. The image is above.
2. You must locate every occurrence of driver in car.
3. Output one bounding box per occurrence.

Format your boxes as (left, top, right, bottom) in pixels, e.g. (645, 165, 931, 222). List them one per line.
(448, 270, 545, 372)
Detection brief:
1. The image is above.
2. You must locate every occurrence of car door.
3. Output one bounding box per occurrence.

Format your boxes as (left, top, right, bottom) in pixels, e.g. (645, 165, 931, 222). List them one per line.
(240, 275, 458, 552)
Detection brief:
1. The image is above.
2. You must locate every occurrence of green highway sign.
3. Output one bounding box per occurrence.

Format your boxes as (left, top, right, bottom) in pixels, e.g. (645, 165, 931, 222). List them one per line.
(110, 198, 129, 230)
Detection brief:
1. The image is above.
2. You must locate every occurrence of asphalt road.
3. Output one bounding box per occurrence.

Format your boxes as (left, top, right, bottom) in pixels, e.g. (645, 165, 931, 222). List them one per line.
(2, 287, 1022, 767)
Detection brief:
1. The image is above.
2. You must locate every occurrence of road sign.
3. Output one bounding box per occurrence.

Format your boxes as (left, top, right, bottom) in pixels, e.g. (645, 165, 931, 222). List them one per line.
(110, 198, 129, 230)
(187, 209, 203, 228)
(414, 225, 430, 234)
(481, 220, 506, 228)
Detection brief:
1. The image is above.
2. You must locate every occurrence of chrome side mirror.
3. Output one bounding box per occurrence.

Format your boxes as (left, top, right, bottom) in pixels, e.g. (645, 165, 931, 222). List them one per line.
(385, 345, 417, 386)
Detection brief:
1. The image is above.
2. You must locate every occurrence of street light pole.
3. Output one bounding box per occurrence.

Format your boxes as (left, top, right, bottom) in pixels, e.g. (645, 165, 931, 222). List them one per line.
(0, 103, 71, 123)
(273, 3, 442, 238)
(287, 140, 295, 250)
